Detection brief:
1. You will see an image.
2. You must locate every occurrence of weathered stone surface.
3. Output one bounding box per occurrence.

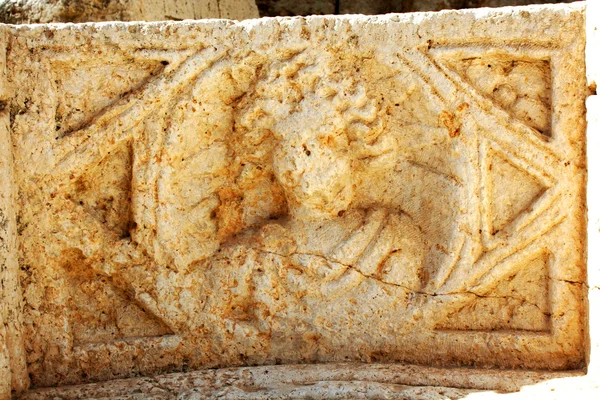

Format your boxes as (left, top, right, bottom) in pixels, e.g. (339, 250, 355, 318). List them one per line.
(0, 25, 27, 400)
(0, 1, 591, 398)
(18, 362, 584, 399)
(587, 0, 600, 376)
(18, 362, 600, 399)
(0, 0, 259, 24)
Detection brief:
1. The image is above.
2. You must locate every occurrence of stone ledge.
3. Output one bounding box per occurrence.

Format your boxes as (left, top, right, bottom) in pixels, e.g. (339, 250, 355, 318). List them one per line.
(18, 362, 588, 399)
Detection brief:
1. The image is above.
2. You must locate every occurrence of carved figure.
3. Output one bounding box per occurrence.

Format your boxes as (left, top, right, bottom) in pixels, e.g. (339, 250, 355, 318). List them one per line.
(119, 49, 426, 340)
(10, 10, 585, 384)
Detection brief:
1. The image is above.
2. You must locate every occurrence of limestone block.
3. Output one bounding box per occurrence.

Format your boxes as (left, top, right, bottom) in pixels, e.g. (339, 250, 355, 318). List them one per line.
(0, 0, 259, 24)
(0, 1, 591, 397)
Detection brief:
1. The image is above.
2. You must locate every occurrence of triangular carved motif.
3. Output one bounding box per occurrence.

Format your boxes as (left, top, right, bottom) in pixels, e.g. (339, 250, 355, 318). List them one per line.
(66, 261, 174, 344)
(441, 56, 552, 136)
(485, 149, 547, 236)
(66, 140, 134, 238)
(63, 142, 175, 341)
(51, 55, 165, 137)
(437, 252, 550, 332)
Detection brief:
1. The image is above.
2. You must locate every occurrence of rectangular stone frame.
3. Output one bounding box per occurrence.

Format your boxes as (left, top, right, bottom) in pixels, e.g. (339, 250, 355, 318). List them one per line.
(0, 1, 598, 398)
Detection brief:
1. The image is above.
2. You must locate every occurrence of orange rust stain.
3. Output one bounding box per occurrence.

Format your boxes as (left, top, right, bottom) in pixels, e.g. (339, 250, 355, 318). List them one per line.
(439, 110, 461, 138)
(215, 187, 244, 242)
(457, 102, 470, 112)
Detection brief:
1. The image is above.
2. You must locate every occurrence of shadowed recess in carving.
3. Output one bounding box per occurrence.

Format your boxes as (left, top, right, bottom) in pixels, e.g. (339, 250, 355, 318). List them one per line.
(442, 56, 552, 136)
(485, 149, 548, 236)
(62, 249, 173, 344)
(50, 55, 165, 138)
(65, 140, 134, 238)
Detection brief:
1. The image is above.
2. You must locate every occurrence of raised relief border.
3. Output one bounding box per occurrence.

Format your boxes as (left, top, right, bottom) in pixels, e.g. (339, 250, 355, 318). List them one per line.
(428, 44, 559, 334)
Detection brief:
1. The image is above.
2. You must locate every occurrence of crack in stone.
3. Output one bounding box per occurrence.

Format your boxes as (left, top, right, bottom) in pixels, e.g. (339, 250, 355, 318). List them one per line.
(258, 248, 428, 294)
(552, 277, 585, 286)
(461, 290, 549, 315)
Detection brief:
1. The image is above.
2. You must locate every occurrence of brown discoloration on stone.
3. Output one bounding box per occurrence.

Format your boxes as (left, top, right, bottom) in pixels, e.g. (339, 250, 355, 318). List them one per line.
(439, 110, 461, 138)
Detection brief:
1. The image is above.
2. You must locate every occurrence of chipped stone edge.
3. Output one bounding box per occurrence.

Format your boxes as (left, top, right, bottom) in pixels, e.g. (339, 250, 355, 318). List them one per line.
(0, 25, 28, 400)
(18, 362, 586, 399)
(586, 0, 599, 376)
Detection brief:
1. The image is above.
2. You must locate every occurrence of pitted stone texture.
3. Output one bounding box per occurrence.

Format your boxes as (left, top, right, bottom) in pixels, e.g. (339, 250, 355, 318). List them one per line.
(0, 0, 259, 24)
(0, 1, 587, 392)
(18, 363, 587, 399)
(0, 26, 27, 399)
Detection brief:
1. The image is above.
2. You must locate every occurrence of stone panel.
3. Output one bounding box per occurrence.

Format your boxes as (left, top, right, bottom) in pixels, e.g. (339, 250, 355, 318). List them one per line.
(0, 1, 588, 396)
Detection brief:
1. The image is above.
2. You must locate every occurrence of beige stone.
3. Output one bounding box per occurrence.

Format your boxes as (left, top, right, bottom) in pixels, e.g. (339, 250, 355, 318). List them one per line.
(0, 26, 27, 399)
(586, 0, 600, 377)
(0, 1, 594, 398)
(0, 0, 259, 24)
(15, 363, 584, 399)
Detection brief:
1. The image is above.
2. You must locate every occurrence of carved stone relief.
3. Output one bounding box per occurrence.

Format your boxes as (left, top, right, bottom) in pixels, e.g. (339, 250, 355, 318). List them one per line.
(0, 2, 587, 393)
